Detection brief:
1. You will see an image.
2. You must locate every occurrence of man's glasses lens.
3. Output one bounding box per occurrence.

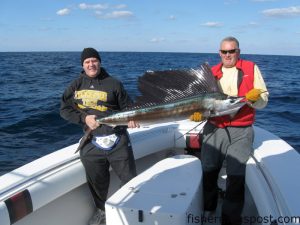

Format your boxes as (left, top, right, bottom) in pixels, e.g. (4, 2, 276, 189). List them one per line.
(220, 49, 237, 54)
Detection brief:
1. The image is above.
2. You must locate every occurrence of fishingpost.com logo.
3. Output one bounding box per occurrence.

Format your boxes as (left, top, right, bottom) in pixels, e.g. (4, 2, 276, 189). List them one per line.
(186, 213, 300, 224)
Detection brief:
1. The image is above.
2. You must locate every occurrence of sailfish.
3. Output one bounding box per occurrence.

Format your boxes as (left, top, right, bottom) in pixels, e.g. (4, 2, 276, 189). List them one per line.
(75, 63, 246, 153)
(96, 63, 245, 126)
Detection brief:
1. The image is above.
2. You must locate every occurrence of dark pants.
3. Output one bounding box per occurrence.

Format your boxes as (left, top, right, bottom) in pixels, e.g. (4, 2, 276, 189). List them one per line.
(201, 122, 254, 225)
(80, 132, 136, 210)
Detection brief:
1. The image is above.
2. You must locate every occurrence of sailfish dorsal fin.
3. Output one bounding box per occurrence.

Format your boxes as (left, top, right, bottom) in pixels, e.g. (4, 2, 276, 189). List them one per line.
(130, 63, 220, 109)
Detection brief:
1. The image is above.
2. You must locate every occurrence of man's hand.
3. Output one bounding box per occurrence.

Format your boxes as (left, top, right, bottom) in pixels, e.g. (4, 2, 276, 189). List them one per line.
(245, 88, 263, 103)
(189, 112, 203, 122)
(85, 115, 100, 130)
(128, 120, 140, 128)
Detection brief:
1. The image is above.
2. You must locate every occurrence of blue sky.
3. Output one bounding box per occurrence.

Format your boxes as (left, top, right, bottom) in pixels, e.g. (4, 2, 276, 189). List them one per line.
(1, 0, 300, 55)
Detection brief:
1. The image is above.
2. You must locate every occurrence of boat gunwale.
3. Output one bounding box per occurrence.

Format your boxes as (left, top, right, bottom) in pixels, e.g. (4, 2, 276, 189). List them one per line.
(0, 155, 80, 201)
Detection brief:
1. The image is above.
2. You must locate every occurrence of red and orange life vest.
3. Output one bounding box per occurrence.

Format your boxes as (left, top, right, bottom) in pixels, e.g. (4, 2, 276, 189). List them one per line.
(209, 59, 256, 128)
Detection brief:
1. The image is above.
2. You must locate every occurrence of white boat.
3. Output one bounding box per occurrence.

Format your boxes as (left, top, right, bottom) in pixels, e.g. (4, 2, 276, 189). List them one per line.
(0, 120, 299, 225)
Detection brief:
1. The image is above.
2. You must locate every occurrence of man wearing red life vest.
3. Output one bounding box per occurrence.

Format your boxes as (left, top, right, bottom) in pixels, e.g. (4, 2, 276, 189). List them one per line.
(201, 37, 268, 225)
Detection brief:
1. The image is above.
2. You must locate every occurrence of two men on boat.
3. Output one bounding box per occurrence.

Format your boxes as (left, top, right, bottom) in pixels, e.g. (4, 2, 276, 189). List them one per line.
(60, 36, 268, 225)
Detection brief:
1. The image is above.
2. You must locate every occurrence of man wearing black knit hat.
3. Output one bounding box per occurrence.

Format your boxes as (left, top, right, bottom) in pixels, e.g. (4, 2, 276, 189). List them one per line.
(60, 47, 139, 225)
(81, 47, 101, 65)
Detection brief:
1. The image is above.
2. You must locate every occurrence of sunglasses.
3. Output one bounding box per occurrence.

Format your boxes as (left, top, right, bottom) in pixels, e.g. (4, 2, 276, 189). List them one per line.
(220, 49, 238, 54)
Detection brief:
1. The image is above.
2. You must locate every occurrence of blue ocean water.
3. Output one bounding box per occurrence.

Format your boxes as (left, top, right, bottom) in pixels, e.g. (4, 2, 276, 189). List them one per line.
(0, 52, 299, 175)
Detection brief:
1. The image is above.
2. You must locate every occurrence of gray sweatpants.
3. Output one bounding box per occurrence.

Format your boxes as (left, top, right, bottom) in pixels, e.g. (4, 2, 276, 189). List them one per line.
(201, 122, 254, 225)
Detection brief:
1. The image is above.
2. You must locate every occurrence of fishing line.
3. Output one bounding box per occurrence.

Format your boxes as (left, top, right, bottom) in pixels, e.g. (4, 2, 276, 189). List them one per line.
(176, 120, 206, 141)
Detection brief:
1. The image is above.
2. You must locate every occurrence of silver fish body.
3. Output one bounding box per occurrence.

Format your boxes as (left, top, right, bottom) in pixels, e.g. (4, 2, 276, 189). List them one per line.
(97, 93, 245, 126)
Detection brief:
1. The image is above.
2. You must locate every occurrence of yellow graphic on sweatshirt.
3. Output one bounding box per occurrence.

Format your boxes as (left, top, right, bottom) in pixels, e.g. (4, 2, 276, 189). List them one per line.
(75, 90, 108, 111)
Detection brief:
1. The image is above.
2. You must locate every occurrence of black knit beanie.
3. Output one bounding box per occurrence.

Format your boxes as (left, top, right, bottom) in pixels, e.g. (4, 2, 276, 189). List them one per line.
(81, 48, 101, 65)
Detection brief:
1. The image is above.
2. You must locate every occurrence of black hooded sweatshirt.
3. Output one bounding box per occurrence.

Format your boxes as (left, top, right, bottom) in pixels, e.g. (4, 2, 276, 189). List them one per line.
(60, 68, 132, 136)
